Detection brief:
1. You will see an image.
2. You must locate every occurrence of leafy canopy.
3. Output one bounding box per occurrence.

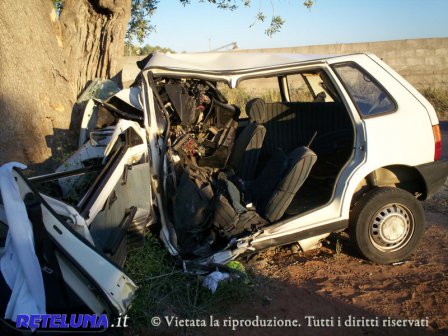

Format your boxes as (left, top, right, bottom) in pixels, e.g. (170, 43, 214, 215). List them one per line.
(53, 0, 314, 45)
(127, 0, 314, 44)
(124, 43, 176, 56)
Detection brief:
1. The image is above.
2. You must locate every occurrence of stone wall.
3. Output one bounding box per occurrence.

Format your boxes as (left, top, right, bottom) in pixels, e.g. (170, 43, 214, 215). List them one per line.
(236, 38, 448, 90)
(122, 38, 448, 89)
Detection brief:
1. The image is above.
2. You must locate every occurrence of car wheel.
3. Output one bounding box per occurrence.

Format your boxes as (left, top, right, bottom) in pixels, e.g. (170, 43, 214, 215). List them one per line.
(349, 187, 425, 264)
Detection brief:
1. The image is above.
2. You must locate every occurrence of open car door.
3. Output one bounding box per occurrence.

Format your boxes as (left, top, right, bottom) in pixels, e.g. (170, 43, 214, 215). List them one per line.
(0, 120, 152, 334)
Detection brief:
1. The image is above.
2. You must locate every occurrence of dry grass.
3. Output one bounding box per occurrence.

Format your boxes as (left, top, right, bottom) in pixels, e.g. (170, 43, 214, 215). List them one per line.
(219, 87, 312, 118)
(421, 87, 448, 121)
(219, 87, 281, 116)
(424, 178, 448, 215)
(219, 85, 448, 121)
(124, 234, 252, 331)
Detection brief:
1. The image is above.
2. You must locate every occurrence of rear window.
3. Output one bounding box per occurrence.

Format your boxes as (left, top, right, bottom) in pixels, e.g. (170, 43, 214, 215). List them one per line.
(332, 63, 396, 117)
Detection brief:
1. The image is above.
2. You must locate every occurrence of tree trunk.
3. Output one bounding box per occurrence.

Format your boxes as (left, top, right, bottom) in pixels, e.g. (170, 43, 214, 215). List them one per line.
(60, 0, 131, 93)
(0, 0, 75, 170)
(0, 0, 131, 171)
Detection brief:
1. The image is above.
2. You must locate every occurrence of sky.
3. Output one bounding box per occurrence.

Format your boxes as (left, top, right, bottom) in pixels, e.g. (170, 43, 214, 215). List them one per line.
(143, 0, 448, 52)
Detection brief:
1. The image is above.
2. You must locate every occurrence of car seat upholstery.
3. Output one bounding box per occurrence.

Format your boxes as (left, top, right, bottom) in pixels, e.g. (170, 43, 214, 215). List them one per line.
(228, 98, 267, 182)
(252, 146, 317, 222)
(260, 102, 350, 162)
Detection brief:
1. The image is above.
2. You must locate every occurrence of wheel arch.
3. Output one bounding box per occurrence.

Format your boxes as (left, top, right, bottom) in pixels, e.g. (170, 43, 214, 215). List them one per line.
(351, 164, 427, 206)
(348, 186, 425, 263)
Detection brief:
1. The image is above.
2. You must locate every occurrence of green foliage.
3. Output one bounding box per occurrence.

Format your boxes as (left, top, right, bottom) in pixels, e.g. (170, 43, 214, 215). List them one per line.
(127, 0, 159, 45)
(303, 0, 315, 9)
(124, 43, 176, 56)
(126, 0, 314, 45)
(255, 10, 266, 22)
(265, 15, 285, 37)
(179, 0, 250, 11)
(141, 44, 176, 54)
(52, 0, 63, 16)
(54, 0, 314, 48)
(125, 234, 252, 329)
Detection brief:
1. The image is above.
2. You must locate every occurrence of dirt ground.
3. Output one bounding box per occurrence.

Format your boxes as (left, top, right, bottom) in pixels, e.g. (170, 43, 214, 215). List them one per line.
(135, 185, 447, 336)
(207, 124, 448, 336)
(199, 176, 445, 336)
(137, 125, 448, 336)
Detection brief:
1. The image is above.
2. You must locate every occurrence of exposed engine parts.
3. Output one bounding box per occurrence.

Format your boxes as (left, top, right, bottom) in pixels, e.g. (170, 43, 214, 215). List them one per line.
(155, 78, 238, 169)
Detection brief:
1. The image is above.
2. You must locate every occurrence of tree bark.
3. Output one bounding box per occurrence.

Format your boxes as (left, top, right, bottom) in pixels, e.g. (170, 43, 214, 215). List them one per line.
(60, 0, 131, 93)
(0, 0, 75, 170)
(0, 0, 131, 171)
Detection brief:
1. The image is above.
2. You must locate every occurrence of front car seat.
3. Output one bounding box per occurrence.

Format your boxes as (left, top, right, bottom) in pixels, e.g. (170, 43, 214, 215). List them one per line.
(252, 146, 317, 222)
(228, 98, 267, 183)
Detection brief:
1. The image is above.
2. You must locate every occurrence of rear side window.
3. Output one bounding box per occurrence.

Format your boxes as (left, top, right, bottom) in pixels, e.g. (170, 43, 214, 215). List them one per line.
(333, 63, 396, 117)
(286, 72, 336, 103)
(219, 77, 281, 118)
(286, 74, 314, 102)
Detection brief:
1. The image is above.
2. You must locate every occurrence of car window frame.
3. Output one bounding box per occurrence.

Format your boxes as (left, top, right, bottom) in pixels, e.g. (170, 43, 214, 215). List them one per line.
(331, 61, 398, 119)
(233, 66, 339, 104)
(284, 73, 315, 102)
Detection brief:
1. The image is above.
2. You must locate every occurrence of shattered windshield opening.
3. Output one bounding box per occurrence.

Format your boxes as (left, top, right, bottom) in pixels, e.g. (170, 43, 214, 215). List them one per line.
(152, 77, 238, 168)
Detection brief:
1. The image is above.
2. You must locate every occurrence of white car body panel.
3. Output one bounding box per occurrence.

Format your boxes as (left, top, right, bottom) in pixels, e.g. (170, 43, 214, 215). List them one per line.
(81, 120, 147, 225)
(144, 52, 334, 73)
(79, 99, 97, 148)
(326, 54, 436, 217)
(13, 171, 138, 315)
(139, 52, 440, 259)
(2, 52, 443, 327)
(366, 53, 439, 125)
(41, 194, 95, 245)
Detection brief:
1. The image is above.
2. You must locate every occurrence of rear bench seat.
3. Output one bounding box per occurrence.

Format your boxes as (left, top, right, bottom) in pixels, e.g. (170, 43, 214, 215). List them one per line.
(260, 102, 351, 162)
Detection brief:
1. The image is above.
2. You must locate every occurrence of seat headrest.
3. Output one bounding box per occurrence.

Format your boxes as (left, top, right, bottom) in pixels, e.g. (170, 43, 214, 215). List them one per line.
(288, 146, 317, 164)
(246, 98, 266, 124)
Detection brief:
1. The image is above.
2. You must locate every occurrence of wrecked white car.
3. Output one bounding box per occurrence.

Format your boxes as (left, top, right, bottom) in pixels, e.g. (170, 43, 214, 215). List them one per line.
(1, 52, 447, 332)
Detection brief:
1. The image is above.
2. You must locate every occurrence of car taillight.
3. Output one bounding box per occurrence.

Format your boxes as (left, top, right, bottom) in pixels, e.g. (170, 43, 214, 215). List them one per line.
(433, 124, 442, 161)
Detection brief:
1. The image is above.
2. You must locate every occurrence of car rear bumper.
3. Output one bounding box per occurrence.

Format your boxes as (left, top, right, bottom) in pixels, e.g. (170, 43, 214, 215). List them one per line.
(416, 159, 448, 199)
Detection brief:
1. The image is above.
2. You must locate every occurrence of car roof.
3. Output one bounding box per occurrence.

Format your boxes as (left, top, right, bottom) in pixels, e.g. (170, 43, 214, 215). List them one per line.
(142, 51, 339, 73)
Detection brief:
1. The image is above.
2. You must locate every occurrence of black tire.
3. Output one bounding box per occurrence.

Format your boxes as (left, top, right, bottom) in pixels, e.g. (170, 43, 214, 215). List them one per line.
(349, 187, 425, 264)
